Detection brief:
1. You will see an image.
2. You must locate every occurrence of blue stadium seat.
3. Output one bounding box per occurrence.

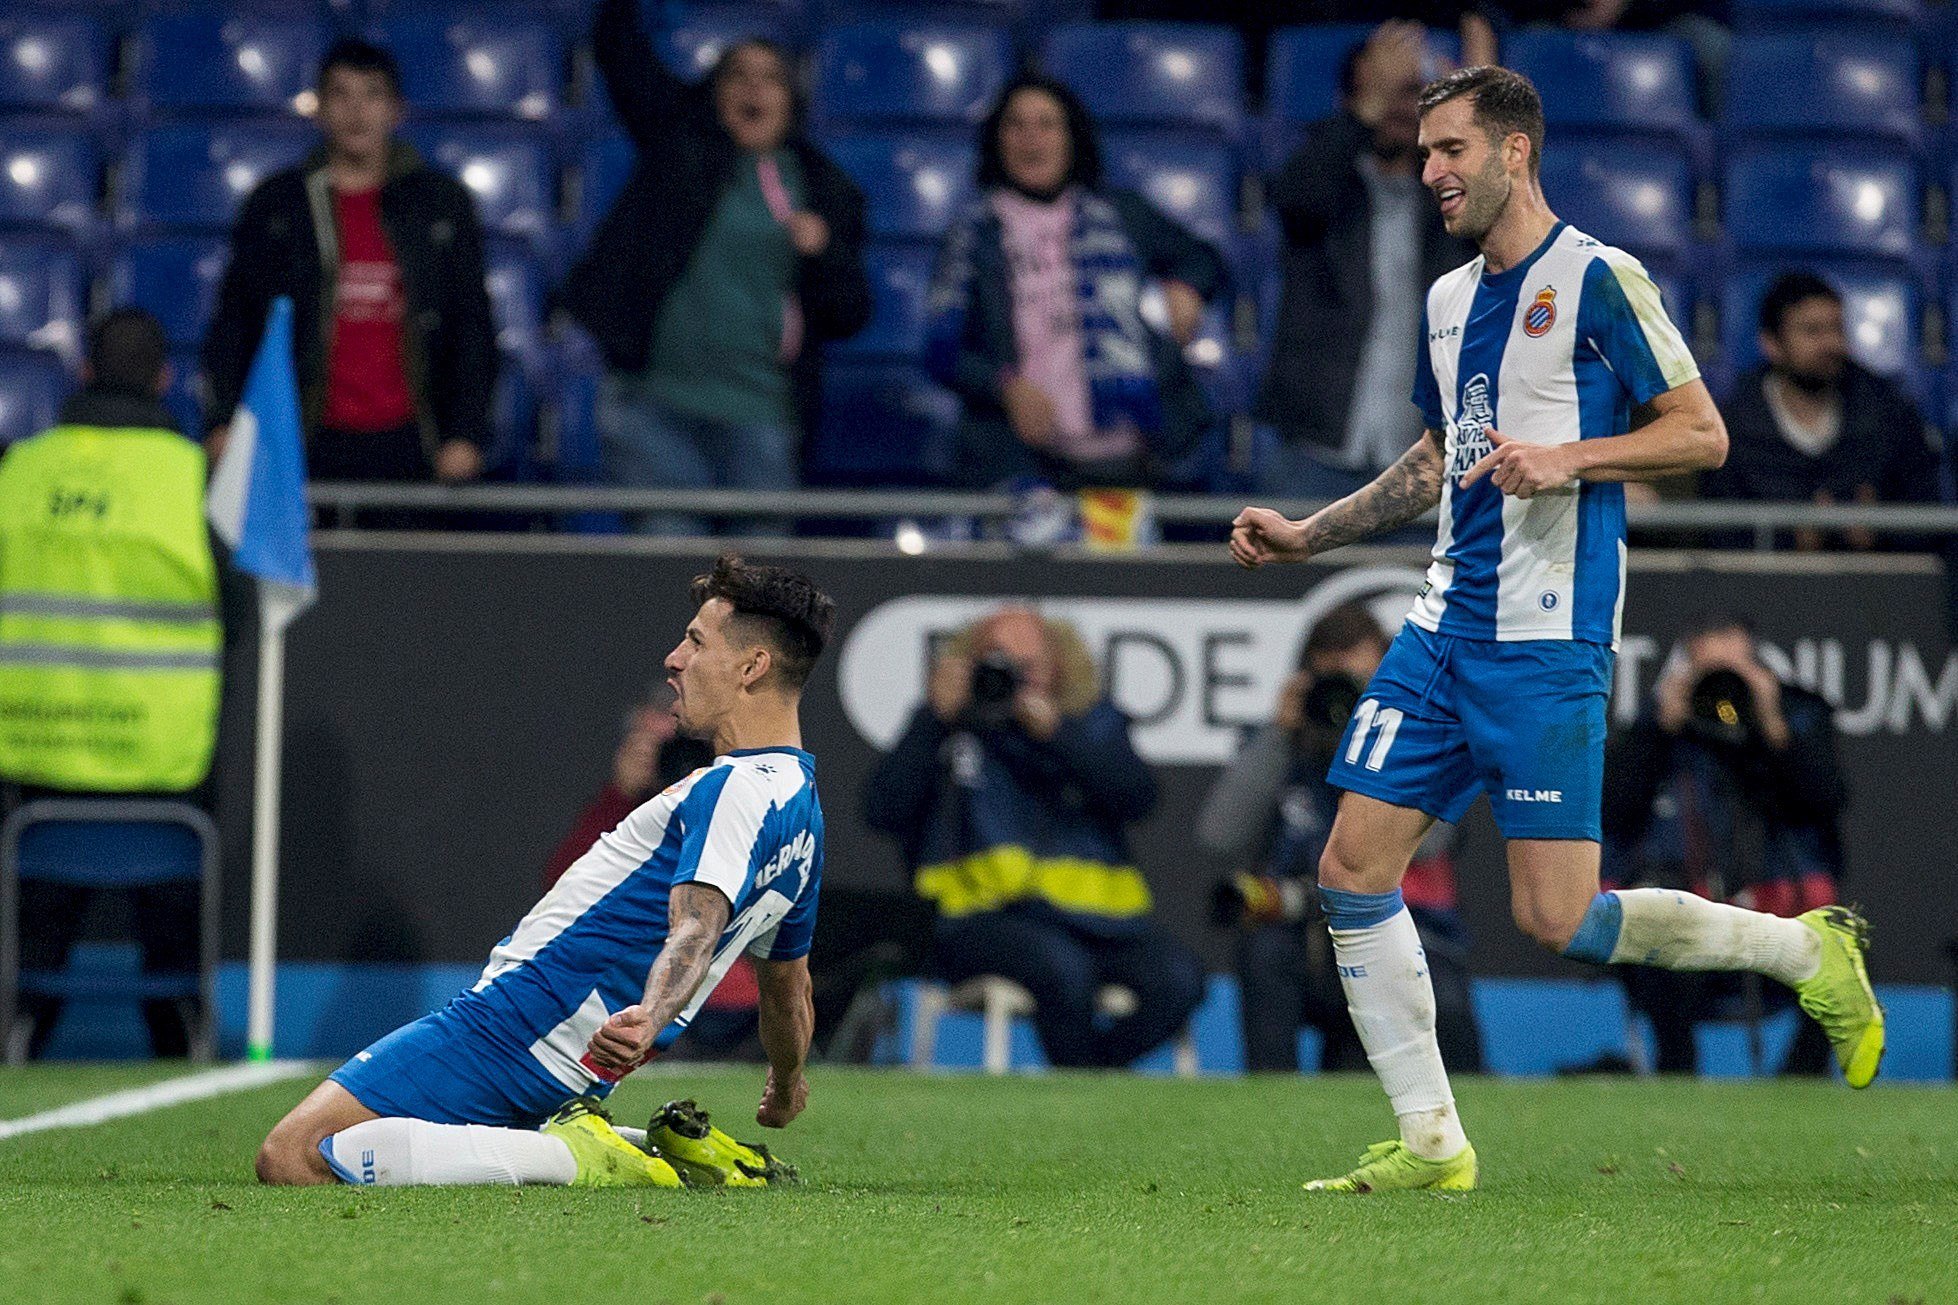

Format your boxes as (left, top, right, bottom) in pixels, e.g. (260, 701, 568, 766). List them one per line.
(0, 124, 98, 232)
(0, 234, 86, 363)
(120, 121, 313, 231)
(1102, 131, 1239, 244)
(806, 361, 953, 485)
(834, 241, 934, 360)
(1265, 24, 1461, 126)
(1720, 259, 1920, 379)
(0, 346, 67, 447)
(812, 22, 1012, 126)
(133, 12, 327, 115)
(484, 240, 546, 364)
(1723, 144, 1916, 258)
(1503, 32, 1698, 137)
(404, 124, 555, 239)
(819, 130, 974, 241)
(1040, 23, 1244, 135)
(0, 13, 111, 115)
(108, 237, 232, 347)
(377, 12, 564, 120)
(1539, 141, 1693, 258)
(1722, 33, 1920, 145)
(1730, 0, 1921, 31)
(573, 132, 633, 236)
(658, 4, 798, 80)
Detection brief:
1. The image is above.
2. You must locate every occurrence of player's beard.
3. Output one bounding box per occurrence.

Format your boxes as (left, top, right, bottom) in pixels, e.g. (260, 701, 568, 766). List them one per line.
(1454, 153, 1512, 244)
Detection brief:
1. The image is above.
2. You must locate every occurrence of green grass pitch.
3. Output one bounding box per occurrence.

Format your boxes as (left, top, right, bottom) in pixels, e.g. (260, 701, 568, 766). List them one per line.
(1, 1065, 1954, 1304)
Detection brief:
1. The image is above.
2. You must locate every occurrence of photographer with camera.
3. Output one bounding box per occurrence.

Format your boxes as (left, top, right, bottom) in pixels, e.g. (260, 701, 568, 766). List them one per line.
(1197, 603, 1482, 1074)
(1602, 612, 1846, 1075)
(863, 606, 1205, 1069)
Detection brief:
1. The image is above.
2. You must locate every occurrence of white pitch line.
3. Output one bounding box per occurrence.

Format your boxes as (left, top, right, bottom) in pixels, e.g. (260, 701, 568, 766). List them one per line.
(0, 1060, 314, 1142)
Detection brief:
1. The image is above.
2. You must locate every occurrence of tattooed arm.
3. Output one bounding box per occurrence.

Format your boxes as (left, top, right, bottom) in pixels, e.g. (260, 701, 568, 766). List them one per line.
(583, 882, 731, 1075)
(1230, 429, 1445, 568)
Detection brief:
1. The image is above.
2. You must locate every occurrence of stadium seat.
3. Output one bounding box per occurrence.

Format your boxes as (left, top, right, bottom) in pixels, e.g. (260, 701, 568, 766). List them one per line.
(120, 121, 314, 232)
(1722, 144, 1916, 259)
(1265, 24, 1462, 126)
(834, 241, 934, 360)
(404, 124, 555, 239)
(812, 21, 1012, 126)
(572, 132, 633, 236)
(0, 124, 98, 232)
(806, 361, 954, 485)
(1539, 142, 1693, 258)
(657, 4, 798, 80)
(376, 12, 564, 120)
(1040, 23, 1244, 135)
(0, 13, 111, 115)
(484, 241, 546, 364)
(819, 130, 974, 241)
(1101, 131, 1239, 244)
(1721, 33, 1920, 146)
(1720, 260, 1920, 379)
(0, 234, 85, 363)
(133, 11, 327, 116)
(0, 346, 67, 447)
(1502, 32, 1698, 138)
(108, 237, 233, 348)
(1729, 0, 1922, 31)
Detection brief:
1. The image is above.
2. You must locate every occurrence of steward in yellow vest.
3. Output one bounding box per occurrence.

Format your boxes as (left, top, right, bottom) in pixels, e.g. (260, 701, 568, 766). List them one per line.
(0, 363, 221, 795)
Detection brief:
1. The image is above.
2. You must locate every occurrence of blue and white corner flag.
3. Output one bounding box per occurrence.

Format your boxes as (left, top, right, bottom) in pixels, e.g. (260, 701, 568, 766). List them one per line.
(207, 296, 316, 631)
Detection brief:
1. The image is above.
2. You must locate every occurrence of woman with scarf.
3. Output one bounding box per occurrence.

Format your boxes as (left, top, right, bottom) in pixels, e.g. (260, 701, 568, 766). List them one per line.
(925, 76, 1231, 490)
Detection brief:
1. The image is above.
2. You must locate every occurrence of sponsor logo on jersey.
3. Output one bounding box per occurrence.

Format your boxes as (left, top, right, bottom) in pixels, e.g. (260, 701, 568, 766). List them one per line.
(1538, 590, 1560, 612)
(1523, 286, 1557, 338)
(1447, 373, 1495, 479)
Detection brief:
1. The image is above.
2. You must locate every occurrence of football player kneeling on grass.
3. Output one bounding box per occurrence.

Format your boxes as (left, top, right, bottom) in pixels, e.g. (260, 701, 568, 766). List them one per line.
(254, 558, 832, 1188)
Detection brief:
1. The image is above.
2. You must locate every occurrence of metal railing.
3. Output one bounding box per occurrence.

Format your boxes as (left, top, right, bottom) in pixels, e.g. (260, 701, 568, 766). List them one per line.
(305, 482, 1958, 551)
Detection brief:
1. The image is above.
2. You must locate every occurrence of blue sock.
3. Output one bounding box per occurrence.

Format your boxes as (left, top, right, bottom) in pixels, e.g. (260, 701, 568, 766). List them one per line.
(1561, 891, 1624, 964)
(1319, 885, 1406, 931)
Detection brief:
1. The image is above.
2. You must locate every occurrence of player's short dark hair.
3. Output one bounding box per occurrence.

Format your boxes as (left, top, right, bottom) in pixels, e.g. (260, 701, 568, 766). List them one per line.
(691, 555, 835, 691)
(319, 38, 403, 98)
(1300, 602, 1389, 667)
(87, 307, 168, 396)
(1758, 270, 1841, 338)
(976, 74, 1102, 192)
(1418, 65, 1544, 179)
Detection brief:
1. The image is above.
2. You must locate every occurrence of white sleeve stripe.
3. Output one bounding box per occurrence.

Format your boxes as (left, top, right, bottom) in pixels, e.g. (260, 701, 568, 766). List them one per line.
(1608, 257, 1698, 390)
(690, 769, 775, 901)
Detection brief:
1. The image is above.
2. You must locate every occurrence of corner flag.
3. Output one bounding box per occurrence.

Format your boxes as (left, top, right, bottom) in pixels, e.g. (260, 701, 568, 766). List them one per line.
(204, 296, 315, 1062)
(207, 295, 316, 629)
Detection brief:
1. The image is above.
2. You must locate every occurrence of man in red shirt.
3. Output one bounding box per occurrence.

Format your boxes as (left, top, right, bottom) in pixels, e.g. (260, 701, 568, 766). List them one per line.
(204, 40, 497, 497)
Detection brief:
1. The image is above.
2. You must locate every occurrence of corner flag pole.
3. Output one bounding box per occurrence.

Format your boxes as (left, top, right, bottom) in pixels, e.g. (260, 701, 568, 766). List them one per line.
(205, 296, 316, 1064)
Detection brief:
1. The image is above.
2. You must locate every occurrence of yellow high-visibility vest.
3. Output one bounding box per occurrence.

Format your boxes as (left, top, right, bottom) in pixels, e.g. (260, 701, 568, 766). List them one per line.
(0, 423, 220, 791)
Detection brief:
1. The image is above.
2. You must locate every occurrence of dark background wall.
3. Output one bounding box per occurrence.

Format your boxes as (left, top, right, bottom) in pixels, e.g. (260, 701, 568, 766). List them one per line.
(212, 542, 1958, 985)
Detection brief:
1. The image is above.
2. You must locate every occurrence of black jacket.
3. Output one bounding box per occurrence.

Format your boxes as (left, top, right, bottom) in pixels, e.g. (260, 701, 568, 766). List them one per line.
(562, 0, 872, 436)
(201, 141, 497, 456)
(1255, 114, 1473, 454)
(1708, 361, 1939, 506)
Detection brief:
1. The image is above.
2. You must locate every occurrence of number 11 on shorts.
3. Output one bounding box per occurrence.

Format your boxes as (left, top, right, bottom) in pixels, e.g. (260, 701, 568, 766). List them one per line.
(1346, 699, 1403, 772)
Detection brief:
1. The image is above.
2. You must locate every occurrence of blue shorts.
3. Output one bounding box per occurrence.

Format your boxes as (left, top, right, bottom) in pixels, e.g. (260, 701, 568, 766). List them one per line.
(1326, 623, 1614, 841)
(329, 1008, 600, 1130)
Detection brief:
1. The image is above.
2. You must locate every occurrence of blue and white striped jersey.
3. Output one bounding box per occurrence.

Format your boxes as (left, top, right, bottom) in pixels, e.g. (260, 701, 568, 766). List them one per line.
(446, 747, 823, 1094)
(1408, 222, 1698, 647)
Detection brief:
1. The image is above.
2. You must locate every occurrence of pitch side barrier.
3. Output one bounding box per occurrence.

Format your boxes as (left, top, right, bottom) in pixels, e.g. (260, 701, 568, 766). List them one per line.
(201, 537, 1955, 1001)
(303, 483, 1958, 552)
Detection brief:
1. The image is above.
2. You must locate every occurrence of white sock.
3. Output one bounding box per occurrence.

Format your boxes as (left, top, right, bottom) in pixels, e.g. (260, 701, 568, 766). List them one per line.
(320, 1118, 578, 1187)
(1609, 888, 1821, 986)
(1330, 906, 1469, 1161)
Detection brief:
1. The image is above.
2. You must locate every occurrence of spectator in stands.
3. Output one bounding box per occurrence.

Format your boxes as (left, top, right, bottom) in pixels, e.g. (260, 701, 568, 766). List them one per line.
(1256, 22, 1474, 501)
(862, 606, 1205, 1069)
(925, 75, 1231, 492)
(1196, 603, 1480, 1074)
(541, 693, 757, 1057)
(1708, 271, 1940, 551)
(1602, 611, 1844, 1075)
(203, 39, 497, 495)
(0, 310, 224, 1059)
(564, 0, 870, 533)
